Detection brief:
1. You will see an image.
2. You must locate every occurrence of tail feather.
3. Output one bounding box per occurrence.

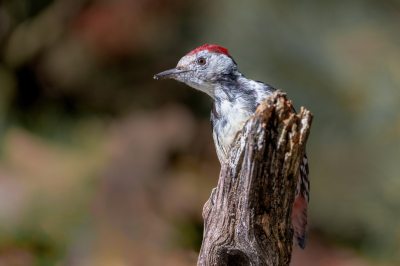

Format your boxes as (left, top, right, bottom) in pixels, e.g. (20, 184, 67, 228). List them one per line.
(292, 194, 308, 249)
(297, 232, 308, 249)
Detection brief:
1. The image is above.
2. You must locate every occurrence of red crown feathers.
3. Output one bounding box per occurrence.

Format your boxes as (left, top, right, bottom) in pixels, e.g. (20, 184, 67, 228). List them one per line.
(187, 44, 230, 57)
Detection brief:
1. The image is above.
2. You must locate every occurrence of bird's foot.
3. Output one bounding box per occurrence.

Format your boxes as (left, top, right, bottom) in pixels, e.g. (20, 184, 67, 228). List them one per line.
(210, 187, 217, 206)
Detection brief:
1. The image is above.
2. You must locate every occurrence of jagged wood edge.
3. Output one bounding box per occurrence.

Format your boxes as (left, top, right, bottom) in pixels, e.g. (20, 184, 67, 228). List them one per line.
(197, 91, 313, 266)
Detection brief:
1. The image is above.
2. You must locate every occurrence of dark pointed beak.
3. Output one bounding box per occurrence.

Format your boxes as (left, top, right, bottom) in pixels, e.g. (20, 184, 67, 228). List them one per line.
(153, 68, 191, 79)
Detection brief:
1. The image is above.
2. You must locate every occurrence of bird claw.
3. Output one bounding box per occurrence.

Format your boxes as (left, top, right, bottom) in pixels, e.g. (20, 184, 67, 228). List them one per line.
(210, 187, 217, 206)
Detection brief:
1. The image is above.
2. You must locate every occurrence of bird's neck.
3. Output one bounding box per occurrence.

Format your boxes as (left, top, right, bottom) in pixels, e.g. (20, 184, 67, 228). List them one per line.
(212, 71, 253, 102)
(210, 73, 260, 159)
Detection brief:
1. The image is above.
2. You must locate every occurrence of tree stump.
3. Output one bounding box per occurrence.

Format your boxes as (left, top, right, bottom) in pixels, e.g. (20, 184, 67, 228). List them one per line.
(197, 91, 313, 266)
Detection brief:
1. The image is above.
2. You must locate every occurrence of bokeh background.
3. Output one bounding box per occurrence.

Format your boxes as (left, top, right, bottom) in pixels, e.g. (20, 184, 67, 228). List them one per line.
(0, 0, 399, 265)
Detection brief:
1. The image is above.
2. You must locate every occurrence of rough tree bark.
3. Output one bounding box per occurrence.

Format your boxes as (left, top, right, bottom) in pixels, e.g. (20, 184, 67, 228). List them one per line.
(197, 91, 313, 266)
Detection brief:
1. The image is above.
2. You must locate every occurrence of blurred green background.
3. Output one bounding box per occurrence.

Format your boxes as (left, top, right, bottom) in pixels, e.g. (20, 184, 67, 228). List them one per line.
(0, 0, 399, 265)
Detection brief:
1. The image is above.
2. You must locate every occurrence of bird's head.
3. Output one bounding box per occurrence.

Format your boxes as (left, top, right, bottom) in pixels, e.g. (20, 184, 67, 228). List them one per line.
(154, 44, 238, 97)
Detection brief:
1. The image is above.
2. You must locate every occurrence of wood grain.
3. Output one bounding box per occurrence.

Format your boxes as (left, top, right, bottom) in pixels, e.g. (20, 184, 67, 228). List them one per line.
(197, 91, 313, 266)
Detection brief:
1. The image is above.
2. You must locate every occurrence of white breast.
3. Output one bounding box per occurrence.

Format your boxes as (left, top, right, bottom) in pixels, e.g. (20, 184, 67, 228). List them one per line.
(212, 80, 273, 163)
(212, 99, 254, 162)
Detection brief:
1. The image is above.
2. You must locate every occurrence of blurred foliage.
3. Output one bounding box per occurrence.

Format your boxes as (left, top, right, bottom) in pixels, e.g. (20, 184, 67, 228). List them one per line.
(0, 0, 399, 265)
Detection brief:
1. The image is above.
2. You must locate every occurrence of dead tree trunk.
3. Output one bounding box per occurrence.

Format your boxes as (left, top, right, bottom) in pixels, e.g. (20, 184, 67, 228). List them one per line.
(197, 91, 313, 266)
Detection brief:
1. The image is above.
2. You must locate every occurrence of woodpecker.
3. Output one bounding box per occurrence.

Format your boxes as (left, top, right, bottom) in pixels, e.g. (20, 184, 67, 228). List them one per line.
(154, 44, 309, 249)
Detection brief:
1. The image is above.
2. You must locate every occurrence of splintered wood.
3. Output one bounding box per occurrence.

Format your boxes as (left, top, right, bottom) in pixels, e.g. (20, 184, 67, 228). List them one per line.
(197, 91, 313, 266)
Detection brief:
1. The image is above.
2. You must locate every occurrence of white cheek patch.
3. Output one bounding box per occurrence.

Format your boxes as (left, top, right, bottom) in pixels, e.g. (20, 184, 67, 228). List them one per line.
(181, 75, 215, 97)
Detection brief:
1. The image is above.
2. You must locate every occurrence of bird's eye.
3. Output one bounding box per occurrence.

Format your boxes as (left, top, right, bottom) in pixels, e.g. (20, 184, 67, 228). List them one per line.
(197, 58, 206, 65)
